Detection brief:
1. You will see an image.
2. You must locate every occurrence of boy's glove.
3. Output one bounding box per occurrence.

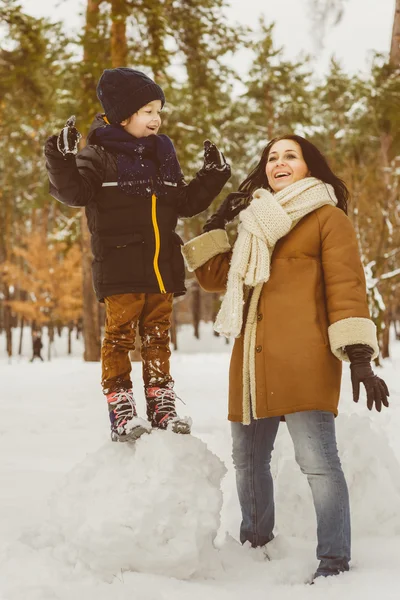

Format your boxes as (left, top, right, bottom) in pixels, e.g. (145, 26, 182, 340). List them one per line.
(57, 115, 82, 156)
(346, 343, 389, 412)
(203, 191, 248, 232)
(203, 139, 228, 171)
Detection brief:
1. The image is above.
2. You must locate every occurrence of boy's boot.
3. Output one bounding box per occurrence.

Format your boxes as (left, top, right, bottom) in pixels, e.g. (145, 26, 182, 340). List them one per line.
(107, 388, 150, 442)
(145, 384, 192, 434)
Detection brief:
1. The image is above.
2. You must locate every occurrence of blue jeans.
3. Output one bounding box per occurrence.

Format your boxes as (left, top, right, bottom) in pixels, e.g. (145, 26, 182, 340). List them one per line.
(231, 411, 350, 570)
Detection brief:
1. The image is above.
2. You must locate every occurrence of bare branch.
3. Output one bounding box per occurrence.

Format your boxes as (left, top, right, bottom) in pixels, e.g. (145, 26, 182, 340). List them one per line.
(307, 0, 348, 50)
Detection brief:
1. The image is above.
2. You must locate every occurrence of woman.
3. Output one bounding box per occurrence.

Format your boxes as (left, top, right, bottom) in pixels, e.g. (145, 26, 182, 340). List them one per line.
(181, 135, 389, 580)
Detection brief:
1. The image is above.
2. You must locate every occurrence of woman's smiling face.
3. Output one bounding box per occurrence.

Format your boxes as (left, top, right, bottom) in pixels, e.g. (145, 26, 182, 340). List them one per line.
(265, 139, 310, 192)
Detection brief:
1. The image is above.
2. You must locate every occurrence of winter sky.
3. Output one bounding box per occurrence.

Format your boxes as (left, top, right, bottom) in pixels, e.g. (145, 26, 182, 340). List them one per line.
(19, 0, 395, 80)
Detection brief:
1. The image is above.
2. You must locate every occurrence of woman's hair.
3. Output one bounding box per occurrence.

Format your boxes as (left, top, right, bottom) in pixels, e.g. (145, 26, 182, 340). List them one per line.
(237, 134, 349, 214)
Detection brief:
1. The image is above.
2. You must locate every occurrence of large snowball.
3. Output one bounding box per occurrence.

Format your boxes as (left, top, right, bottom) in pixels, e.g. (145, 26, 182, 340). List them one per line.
(36, 431, 226, 581)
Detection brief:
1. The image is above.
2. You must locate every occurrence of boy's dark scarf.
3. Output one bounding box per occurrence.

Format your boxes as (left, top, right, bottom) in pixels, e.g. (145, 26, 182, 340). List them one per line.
(94, 125, 184, 197)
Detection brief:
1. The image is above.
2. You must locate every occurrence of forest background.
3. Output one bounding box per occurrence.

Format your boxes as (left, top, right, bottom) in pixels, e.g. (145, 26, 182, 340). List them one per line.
(0, 0, 399, 363)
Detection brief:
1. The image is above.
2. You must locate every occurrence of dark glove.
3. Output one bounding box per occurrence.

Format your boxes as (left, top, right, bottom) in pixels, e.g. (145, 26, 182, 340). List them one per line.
(44, 134, 60, 156)
(203, 139, 228, 170)
(57, 115, 82, 156)
(346, 344, 389, 412)
(203, 191, 248, 232)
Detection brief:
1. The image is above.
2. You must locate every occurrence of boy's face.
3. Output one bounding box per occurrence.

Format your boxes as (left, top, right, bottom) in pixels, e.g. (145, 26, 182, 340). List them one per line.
(120, 100, 162, 137)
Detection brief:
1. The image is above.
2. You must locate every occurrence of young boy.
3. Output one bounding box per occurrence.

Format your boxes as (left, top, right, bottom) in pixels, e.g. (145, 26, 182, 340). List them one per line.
(44, 67, 230, 442)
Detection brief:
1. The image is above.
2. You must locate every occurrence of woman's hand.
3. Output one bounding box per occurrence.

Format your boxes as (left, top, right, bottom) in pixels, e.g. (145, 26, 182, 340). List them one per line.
(346, 344, 389, 412)
(203, 192, 248, 232)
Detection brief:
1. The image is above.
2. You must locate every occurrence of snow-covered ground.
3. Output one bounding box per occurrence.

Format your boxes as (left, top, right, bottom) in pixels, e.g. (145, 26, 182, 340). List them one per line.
(1, 324, 400, 599)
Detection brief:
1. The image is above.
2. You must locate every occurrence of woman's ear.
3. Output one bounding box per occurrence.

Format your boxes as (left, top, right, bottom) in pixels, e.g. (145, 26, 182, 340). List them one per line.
(120, 118, 128, 126)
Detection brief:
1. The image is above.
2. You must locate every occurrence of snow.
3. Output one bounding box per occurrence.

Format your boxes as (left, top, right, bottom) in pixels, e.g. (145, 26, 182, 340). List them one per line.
(1, 323, 400, 599)
(381, 268, 400, 281)
(33, 432, 226, 582)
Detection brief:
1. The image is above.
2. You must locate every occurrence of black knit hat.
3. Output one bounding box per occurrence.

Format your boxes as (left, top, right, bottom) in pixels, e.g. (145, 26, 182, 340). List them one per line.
(96, 67, 165, 124)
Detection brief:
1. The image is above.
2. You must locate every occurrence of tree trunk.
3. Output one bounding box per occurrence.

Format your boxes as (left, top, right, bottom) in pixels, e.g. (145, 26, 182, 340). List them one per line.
(192, 281, 201, 339)
(81, 212, 101, 361)
(390, 0, 400, 66)
(77, 0, 104, 362)
(110, 0, 128, 66)
(211, 292, 220, 337)
(394, 319, 400, 340)
(4, 303, 12, 358)
(381, 294, 396, 358)
(369, 1, 400, 353)
(48, 322, 54, 362)
(18, 316, 24, 356)
(76, 318, 82, 340)
(2, 187, 12, 357)
(68, 322, 73, 355)
(381, 314, 391, 359)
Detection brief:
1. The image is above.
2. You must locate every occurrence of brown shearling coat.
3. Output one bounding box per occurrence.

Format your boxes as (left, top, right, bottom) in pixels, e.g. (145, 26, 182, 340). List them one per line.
(182, 204, 378, 423)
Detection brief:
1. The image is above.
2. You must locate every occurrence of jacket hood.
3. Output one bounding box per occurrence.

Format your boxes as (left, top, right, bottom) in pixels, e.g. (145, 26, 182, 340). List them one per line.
(87, 113, 111, 144)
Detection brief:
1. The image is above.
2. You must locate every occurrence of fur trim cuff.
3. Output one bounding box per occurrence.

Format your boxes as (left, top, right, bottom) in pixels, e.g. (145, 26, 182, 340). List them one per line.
(182, 230, 231, 272)
(328, 317, 379, 361)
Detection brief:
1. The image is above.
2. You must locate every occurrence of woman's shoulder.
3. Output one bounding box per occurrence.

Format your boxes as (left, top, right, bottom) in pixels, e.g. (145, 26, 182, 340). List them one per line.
(313, 204, 357, 244)
(314, 204, 351, 226)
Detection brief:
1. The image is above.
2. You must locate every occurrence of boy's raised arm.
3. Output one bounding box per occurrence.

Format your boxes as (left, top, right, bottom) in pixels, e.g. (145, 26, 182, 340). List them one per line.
(44, 118, 104, 208)
(176, 140, 231, 218)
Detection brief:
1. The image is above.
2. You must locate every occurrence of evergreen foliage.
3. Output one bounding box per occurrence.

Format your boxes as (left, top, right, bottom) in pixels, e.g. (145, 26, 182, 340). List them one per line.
(0, 0, 399, 358)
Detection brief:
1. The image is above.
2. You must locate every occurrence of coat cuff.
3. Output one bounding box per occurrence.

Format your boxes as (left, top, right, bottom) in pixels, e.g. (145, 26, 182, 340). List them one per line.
(328, 317, 379, 362)
(182, 229, 231, 272)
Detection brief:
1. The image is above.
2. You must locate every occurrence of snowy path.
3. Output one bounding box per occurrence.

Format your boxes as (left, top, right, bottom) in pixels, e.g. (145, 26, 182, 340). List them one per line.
(1, 326, 400, 599)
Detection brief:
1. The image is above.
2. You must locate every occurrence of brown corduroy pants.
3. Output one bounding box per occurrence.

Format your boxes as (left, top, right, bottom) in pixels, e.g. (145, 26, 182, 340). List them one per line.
(101, 292, 174, 395)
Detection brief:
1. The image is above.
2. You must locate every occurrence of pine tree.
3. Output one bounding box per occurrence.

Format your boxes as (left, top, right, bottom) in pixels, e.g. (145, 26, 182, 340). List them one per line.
(244, 19, 313, 142)
(309, 54, 400, 358)
(0, 0, 74, 355)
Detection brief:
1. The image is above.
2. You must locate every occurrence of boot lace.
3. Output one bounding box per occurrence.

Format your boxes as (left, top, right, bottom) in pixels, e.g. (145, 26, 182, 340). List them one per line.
(108, 389, 136, 427)
(151, 387, 186, 422)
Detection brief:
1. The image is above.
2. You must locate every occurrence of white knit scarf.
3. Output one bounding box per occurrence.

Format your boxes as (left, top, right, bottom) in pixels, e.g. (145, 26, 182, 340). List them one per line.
(213, 177, 338, 424)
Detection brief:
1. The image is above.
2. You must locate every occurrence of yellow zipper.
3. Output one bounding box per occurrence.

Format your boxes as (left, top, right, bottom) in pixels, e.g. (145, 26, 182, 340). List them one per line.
(151, 193, 166, 293)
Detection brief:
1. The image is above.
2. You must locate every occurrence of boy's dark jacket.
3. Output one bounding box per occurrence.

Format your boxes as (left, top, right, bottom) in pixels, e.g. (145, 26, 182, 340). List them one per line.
(44, 115, 230, 301)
